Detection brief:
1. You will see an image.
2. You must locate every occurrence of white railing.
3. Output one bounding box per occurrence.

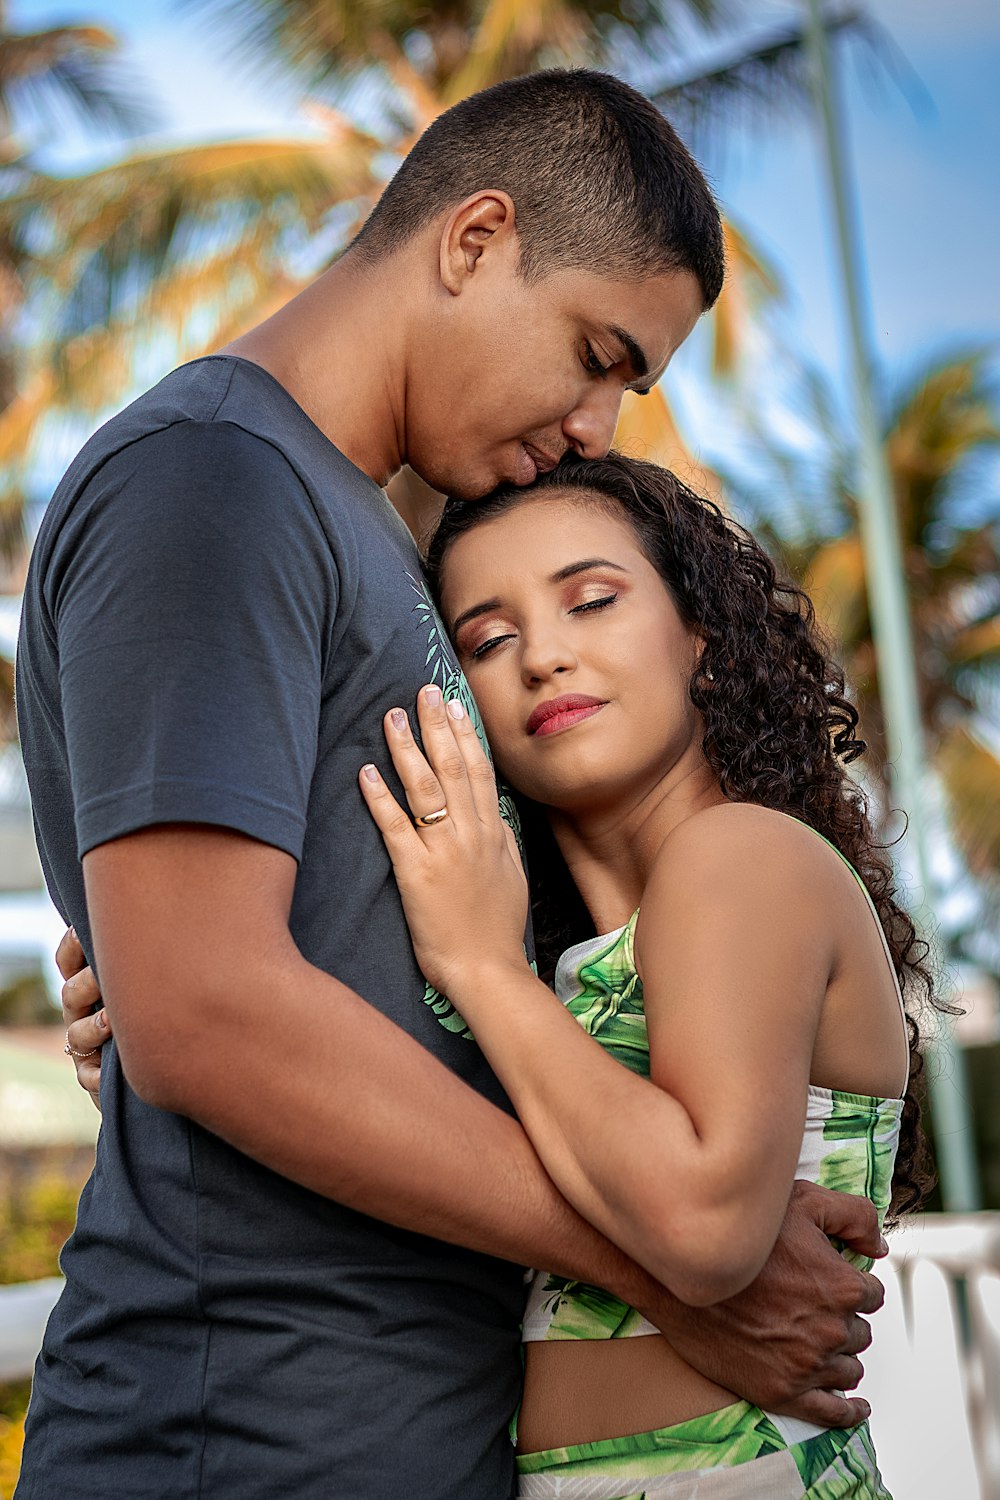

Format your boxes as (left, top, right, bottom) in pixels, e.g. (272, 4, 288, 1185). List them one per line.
(860, 1212, 1000, 1498)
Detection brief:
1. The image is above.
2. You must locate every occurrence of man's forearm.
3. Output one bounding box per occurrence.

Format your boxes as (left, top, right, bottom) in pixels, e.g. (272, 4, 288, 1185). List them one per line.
(84, 827, 644, 1301)
(128, 944, 656, 1300)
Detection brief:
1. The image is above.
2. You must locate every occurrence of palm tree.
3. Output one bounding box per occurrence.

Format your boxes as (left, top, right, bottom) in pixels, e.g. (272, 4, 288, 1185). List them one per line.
(0, 3, 156, 568)
(723, 350, 1000, 944)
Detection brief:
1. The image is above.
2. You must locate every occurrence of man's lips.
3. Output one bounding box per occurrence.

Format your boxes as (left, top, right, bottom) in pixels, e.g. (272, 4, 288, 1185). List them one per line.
(523, 442, 562, 474)
(526, 694, 607, 737)
(514, 442, 562, 486)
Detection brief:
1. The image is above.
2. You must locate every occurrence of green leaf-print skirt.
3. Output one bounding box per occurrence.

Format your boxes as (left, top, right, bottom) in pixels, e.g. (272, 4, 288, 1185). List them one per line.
(516, 1400, 892, 1498)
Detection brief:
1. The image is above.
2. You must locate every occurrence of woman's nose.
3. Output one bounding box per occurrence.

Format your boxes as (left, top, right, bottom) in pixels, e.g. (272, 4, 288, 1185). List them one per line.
(520, 629, 577, 684)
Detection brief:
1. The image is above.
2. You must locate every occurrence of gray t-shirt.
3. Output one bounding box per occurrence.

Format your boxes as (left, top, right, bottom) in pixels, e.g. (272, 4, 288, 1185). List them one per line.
(15, 356, 525, 1499)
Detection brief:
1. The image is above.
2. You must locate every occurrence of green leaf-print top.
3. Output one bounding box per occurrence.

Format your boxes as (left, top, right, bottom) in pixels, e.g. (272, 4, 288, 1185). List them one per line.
(523, 839, 907, 1343)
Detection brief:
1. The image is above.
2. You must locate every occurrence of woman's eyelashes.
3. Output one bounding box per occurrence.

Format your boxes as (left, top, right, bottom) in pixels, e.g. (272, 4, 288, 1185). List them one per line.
(470, 630, 516, 660)
(465, 593, 620, 659)
(571, 593, 618, 615)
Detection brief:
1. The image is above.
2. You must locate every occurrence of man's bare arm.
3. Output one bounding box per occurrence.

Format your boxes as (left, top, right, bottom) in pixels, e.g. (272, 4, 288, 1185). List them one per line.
(79, 823, 882, 1426)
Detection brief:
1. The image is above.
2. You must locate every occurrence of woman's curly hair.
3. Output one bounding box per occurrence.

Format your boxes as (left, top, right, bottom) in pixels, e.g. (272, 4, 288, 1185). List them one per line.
(426, 450, 942, 1220)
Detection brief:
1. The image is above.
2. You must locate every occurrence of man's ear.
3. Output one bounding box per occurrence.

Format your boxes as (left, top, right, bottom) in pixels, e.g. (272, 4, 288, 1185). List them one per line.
(439, 191, 518, 295)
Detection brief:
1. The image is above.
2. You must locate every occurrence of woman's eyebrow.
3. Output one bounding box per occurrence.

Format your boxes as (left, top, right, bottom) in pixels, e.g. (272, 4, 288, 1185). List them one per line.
(450, 597, 503, 636)
(550, 559, 630, 583)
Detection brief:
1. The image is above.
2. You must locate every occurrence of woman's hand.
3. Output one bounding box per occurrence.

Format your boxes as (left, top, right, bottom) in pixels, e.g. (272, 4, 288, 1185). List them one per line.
(359, 684, 529, 1001)
(56, 926, 111, 1111)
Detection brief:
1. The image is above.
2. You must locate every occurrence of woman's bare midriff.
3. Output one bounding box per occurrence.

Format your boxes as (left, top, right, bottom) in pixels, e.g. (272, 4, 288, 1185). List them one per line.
(517, 1334, 739, 1454)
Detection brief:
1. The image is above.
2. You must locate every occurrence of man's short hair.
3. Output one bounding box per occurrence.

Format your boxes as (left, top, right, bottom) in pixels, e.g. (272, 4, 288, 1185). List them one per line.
(351, 69, 724, 309)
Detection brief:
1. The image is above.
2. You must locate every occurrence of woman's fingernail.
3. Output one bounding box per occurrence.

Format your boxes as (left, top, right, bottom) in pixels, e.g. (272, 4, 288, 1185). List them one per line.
(95, 1009, 107, 1031)
(425, 685, 441, 706)
(446, 699, 465, 720)
(390, 708, 406, 731)
(362, 764, 380, 782)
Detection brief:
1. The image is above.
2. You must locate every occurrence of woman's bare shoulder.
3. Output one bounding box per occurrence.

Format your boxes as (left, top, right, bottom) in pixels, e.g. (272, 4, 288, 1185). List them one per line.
(636, 802, 842, 958)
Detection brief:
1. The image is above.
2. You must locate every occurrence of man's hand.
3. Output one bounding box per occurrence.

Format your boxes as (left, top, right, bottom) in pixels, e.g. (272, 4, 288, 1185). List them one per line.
(638, 1181, 886, 1428)
(57, 926, 109, 1111)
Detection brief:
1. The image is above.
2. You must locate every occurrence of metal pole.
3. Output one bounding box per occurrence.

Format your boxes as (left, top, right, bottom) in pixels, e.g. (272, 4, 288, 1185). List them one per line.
(802, 0, 979, 1209)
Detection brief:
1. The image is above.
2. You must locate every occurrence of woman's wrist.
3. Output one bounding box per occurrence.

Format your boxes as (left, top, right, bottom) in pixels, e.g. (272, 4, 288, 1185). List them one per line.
(445, 952, 539, 1011)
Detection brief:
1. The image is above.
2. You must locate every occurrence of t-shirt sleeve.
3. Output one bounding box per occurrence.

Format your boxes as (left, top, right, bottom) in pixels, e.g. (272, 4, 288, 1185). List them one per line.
(52, 420, 335, 861)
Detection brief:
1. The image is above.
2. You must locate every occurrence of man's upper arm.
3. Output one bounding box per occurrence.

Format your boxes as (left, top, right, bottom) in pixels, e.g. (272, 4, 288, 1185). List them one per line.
(54, 421, 334, 862)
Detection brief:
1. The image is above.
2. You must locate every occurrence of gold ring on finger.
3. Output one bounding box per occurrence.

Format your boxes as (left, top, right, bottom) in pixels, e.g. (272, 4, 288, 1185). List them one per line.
(64, 1039, 99, 1060)
(414, 807, 449, 829)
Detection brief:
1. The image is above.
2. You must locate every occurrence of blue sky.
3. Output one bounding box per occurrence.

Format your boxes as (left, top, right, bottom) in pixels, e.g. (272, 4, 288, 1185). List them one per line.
(10, 0, 1000, 473)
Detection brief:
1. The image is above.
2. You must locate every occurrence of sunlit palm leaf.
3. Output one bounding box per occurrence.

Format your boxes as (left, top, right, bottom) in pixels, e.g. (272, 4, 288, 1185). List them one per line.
(710, 217, 782, 378)
(0, 365, 55, 470)
(6, 132, 379, 344)
(0, 24, 154, 139)
(614, 384, 724, 505)
(803, 530, 868, 649)
(885, 352, 1000, 547)
(191, 0, 730, 100)
(443, 0, 596, 102)
(949, 615, 1000, 670)
(648, 7, 869, 148)
(936, 725, 1000, 881)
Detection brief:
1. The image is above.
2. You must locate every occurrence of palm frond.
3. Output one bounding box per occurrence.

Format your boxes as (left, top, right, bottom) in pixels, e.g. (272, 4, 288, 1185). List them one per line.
(0, 25, 156, 140)
(803, 530, 868, 650)
(186, 0, 732, 102)
(710, 217, 782, 378)
(936, 725, 1000, 881)
(614, 384, 725, 507)
(948, 615, 1000, 672)
(5, 132, 379, 344)
(443, 0, 594, 102)
(647, 7, 870, 151)
(885, 350, 1000, 547)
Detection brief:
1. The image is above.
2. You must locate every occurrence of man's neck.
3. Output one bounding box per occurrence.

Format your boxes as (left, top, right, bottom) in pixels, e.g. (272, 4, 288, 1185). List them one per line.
(220, 253, 409, 488)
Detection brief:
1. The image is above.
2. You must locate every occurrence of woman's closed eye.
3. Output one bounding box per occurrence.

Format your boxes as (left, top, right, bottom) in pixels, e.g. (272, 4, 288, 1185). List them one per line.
(571, 593, 618, 614)
(468, 595, 619, 658)
(471, 630, 516, 660)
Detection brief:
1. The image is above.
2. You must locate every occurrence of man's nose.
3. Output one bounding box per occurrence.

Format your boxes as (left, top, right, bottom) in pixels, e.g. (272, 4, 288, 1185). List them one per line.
(562, 385, 624, 459)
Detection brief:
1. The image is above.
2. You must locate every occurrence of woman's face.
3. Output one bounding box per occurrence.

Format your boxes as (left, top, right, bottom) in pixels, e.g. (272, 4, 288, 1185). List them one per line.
(439, 491, 708, 815)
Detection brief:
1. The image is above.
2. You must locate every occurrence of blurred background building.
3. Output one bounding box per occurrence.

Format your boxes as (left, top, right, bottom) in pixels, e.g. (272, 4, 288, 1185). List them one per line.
(0, 0, 997, 1491)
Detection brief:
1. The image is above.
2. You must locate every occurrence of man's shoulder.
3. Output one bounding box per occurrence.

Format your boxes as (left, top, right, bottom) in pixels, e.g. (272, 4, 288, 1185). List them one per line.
(53, 360, 301, 505)
(48, 357, 381, 537)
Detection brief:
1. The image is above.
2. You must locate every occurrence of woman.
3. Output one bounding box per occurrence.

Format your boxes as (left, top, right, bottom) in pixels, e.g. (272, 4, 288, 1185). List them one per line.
(64, 452, 931, 1497)
(354, 452, 932, 1498)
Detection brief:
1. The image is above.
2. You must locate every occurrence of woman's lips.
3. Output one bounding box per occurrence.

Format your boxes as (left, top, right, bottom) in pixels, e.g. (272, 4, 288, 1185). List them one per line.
(527, 696, 607, 737)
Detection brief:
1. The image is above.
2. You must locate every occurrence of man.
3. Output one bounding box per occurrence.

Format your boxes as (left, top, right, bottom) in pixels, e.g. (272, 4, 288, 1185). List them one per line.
(16, 70, 881, 1499)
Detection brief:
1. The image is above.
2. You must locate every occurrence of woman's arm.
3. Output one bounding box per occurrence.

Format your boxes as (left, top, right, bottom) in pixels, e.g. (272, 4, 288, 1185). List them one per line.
(361, 696, 837, 1306)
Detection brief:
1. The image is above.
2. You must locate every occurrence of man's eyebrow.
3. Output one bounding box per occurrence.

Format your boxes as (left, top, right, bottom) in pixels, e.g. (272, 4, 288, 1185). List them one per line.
(604, 324, 649, 380)
(450, 560, 630, 635)
(551, 558, 631, 583)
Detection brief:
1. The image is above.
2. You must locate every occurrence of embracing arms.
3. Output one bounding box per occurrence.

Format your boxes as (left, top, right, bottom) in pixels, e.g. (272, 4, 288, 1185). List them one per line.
(79, 821, 651, 1279)
(358, 689, 885, 1307)
(63, 812, 882, 1425)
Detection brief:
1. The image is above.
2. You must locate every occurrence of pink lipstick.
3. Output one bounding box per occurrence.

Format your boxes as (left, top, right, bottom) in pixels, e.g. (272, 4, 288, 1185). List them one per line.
(526, 694, 606, 738)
